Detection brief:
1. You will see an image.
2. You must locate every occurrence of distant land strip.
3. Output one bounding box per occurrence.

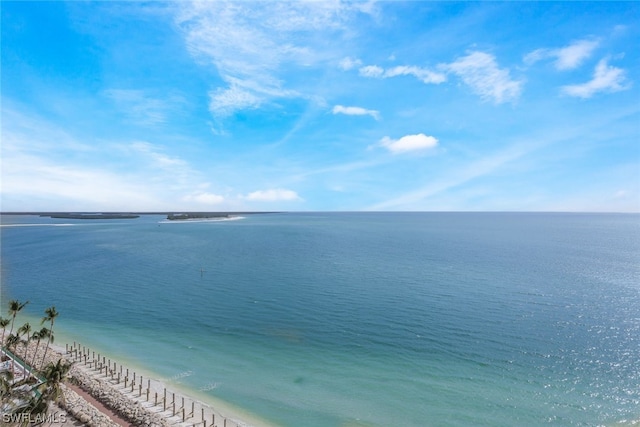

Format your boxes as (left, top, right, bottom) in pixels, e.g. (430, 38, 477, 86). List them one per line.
(1, 211, 281, 218)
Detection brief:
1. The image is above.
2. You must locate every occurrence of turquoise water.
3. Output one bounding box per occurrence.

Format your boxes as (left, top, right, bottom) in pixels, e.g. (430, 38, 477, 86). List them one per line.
(1, 212, 639, 426)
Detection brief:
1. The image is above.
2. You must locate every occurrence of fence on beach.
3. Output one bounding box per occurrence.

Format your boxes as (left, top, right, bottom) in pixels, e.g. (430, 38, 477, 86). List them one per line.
(66, 342, 244, 427)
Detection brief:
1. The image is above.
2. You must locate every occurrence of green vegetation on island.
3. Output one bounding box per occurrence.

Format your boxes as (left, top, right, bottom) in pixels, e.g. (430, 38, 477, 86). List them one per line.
(167, 213, 231, 220)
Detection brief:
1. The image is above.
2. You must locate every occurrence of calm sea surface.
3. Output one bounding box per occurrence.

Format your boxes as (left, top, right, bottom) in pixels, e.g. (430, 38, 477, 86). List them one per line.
(1, 212, 639, 426)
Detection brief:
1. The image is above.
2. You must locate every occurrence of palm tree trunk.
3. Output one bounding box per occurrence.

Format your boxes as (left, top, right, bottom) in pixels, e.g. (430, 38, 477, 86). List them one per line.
(40, 324, 54, 369)
(31, 337, 42, 371)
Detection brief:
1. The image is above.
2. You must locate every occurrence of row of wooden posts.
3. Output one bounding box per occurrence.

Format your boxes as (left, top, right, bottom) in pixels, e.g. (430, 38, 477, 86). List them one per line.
(66, 342, 236, 427)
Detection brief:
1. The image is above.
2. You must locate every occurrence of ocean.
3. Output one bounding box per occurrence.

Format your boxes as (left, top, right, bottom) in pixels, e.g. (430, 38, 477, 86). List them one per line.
(1, 212, 638, 427)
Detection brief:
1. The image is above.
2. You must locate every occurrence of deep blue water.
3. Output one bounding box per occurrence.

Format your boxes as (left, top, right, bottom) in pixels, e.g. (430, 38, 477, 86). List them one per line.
(1, 212, 639, 426)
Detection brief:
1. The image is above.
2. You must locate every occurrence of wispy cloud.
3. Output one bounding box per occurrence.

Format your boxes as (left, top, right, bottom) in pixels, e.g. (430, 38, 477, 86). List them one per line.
(175, 2, 374, 119)
(368, 142, 538, 210)
(183, 191, 225, 205)
(0, 106, 224, 210)
(562, 58, 629, 98)
(243, 188, 302, 202)
(358, 64, 446, 84)
(383, 65, 447, 84)
(377, 133, 438, 154)
(445, 52, 523, 104)
(339, 57, 362, 71)
(104, 89, 181, 125)
(357, 52, 520, 103)
(524, 39, 600, 70)
(332, 105, 380, 120)
(127, 141, 192, 181)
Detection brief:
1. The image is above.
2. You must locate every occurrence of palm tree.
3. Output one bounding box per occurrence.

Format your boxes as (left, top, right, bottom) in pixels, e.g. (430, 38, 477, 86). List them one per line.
(0, 316, 10, 346)
(6, 333, 20, 372)
(17, 323, 32, 378)
(29, 328, 50, 371)
(0, 369, 14, 399)
(33, 359, 71, 413)
(40, 306, 58, 368)
(7, 300, 29, 343)
(5, 359, 72, 426)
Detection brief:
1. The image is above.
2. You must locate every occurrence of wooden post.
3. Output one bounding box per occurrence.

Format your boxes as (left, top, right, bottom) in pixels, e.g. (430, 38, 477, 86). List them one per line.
(182, 407, 185, 422)
(146, 387, 150, 401)
(163, 389, 166, 411)
(201, 408, 204, 422)
(117, 373, 120, 384)
(173, 392, 176, 415)
(191, 401, 194, 416)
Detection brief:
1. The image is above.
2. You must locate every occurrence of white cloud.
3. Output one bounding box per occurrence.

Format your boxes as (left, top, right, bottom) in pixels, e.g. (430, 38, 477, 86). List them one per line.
(554, 39, 600, 70)
(209, 84, 264, 117)
(175, 2, 375, 118)
(339, 57, 362, 70)
(359, 65, 384, 78)
(378, 133, 438, 154)
(561, 58, 629, 98)
(332, 105, 380, 120)
(183, 192, 225, 205)
(244, 188, 302, 202)
(383, 65, 447, 84)
(524, 39, 600, 70)
(445, 51, 523, 103)
(358, 64, 446, 84)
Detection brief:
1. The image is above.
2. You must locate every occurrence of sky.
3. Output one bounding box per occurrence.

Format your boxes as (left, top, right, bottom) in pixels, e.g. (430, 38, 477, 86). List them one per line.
(1, 1, 639, 212)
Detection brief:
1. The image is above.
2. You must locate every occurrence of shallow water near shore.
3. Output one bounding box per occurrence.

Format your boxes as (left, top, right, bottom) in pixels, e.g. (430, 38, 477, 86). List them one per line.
(2, 212, 639, 426)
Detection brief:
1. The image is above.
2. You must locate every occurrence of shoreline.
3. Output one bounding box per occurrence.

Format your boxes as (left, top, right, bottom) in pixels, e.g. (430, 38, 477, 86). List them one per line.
(3, 336, 277, 427)
(57, 341, 278, 427)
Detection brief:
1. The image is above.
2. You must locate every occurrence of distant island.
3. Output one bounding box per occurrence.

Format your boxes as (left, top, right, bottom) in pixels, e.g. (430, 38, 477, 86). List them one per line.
(166, 213, 232, 220)
(40, 213, 140, 220)
(1, 211, 280, 219)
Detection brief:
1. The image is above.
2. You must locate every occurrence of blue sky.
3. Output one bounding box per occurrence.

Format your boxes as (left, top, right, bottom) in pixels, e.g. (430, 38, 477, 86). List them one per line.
(1, 1, 638, 212)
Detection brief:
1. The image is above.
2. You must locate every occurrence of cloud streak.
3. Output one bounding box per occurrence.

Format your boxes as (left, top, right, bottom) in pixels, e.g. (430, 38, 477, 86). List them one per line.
(104, 89, 182, 125)
(244, 188, 302, 202)
(358, 64, 447, 84)
(524, 39, 600, 70)
(175, 1, 373, 119)
(332, 105, 380, 120)
(356, 52, 521, 103)
(562, 58, 630, 98)
(445, 52, 523, 103)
